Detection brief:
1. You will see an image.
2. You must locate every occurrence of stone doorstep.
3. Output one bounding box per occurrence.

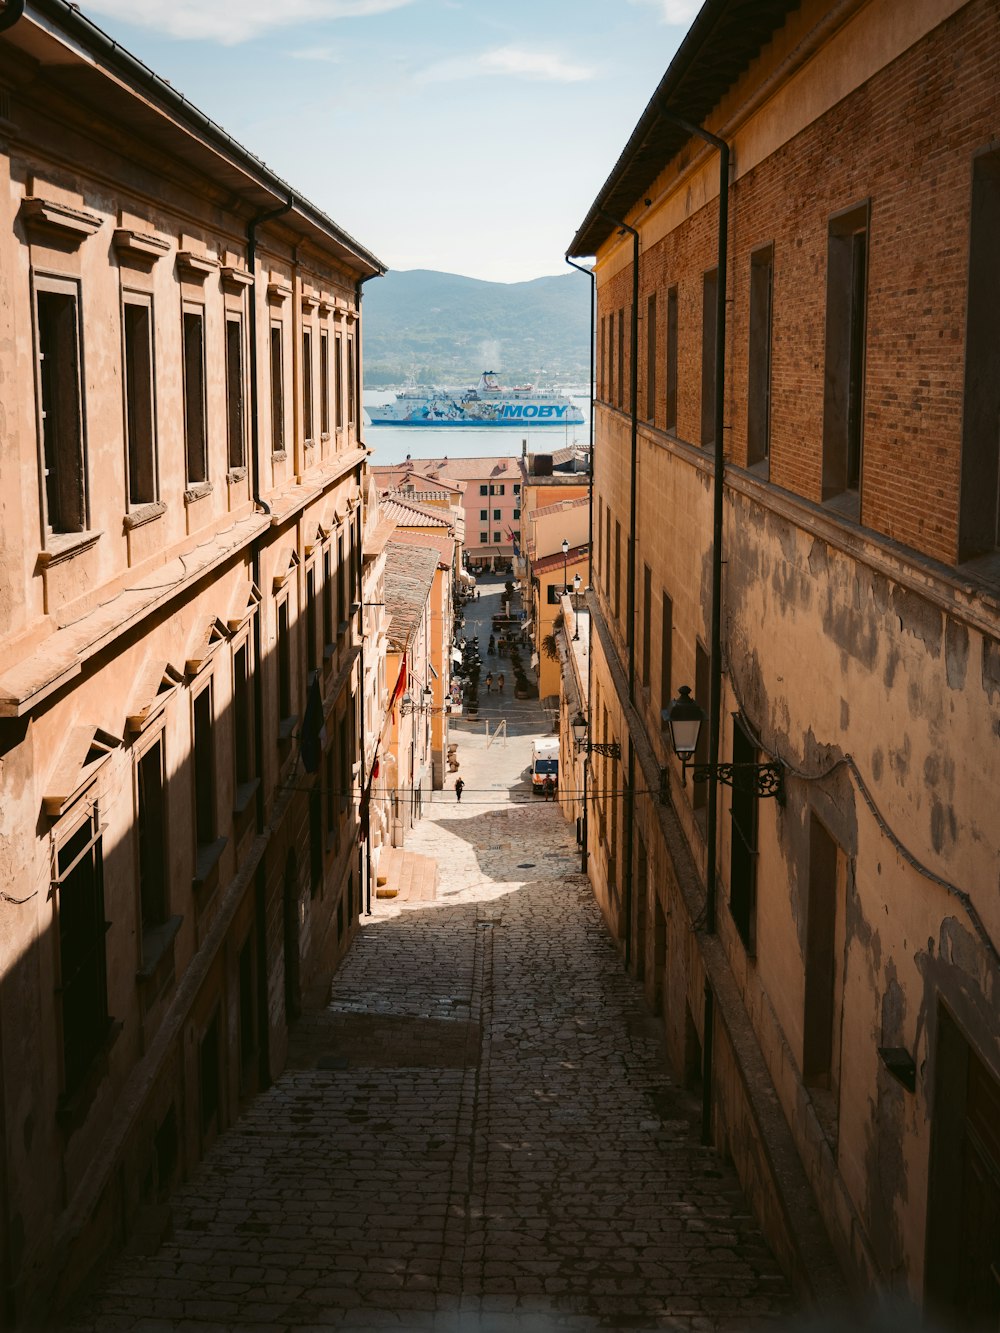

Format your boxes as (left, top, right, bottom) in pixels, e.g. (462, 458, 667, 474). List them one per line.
(376, 847, 438, 904)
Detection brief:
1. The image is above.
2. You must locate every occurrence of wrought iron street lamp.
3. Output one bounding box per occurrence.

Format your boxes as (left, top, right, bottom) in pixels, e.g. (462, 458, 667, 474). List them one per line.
(571, 710, 621, 759)
(399, 687, 435, 716)
(572, 573, 582, 640)
(661, 685, 784, 801)
(561, 538, 569, 594)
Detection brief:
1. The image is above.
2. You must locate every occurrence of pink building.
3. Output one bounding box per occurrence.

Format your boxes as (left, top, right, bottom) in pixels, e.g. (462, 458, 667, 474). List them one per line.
(373, 456, 522, 570)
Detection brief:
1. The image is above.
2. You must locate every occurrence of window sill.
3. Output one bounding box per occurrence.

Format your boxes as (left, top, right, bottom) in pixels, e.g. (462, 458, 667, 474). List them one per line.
(822, 489, 860, 523)
(39, 529, 102, 568)
(323, 641, 336, 662)
(193, 835, 228, 889)
(233, 777, 260, 817)
(137, 914, 183, 982)
(746, 457, 770, 481)
(227, 466, 247, 484)
(278, 714, 298, 743)
(320, 432, 331, 443)
(124, 501, 167, 532)
(304, 438, 316, 450)
(272, 449, 288, 463)
(184, 481, 213, 505)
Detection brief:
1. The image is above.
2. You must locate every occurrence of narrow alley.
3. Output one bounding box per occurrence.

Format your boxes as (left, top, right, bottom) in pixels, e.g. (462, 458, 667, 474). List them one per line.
(65, 581, 796, 1332)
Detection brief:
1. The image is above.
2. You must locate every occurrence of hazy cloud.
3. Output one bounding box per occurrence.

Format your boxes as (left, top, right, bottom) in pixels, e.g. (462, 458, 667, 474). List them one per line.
(628, 0, 701, 23)
(82, 0, 412, 43)
(288, 45, 342, 61)
(417, 44, 594, 85)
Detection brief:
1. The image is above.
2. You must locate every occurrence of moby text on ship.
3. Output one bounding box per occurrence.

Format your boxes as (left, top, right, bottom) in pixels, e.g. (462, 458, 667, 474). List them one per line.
(368, 372, 585, 428)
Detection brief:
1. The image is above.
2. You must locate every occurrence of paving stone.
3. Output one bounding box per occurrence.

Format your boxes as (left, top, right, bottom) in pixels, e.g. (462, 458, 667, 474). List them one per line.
(63, 579, 797, 1331)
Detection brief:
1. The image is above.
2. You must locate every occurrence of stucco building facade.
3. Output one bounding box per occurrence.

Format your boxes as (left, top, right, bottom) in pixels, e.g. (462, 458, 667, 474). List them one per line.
(569, 0, 1000, 1319)
(0, 3, 382, 1318)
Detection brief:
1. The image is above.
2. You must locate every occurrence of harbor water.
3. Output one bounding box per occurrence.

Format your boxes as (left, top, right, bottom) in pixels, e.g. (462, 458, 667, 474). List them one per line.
(362, 388, 591, 467)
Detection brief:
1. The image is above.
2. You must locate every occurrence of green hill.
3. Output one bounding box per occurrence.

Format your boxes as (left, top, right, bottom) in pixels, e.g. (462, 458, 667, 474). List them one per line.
(361, 268, 591, 388)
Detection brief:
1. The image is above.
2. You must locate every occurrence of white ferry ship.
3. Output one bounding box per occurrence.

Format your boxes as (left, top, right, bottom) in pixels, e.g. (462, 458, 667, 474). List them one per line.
(369, 372, 584, 428)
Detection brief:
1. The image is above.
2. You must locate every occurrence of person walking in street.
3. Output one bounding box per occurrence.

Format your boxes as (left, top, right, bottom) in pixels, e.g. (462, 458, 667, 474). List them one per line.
(488, 635, 495, 655)
(454, 777, 465, 802)
(485, 671, 493, 694)
(497, 672, 505, 693)
(544, 775, 555, 801)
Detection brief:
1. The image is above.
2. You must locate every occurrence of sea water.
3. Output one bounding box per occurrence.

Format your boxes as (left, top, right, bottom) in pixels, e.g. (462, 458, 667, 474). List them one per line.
(362, 388, 591, 468)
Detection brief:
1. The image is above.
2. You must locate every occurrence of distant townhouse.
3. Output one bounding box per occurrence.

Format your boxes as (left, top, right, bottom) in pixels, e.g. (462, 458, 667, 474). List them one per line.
(0, 2, 382, 1316)
(569, 0, 1000, 1317)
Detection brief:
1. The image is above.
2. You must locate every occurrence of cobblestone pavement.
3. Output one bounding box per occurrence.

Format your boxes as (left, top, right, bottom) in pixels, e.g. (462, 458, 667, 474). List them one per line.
(64, 578, 798, 1332)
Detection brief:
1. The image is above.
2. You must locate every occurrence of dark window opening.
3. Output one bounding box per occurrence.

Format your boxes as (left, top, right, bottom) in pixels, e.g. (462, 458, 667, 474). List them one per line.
(729, 719, 759, 952)
(234, 643, 253, 787)
(641, 562, 652, 687)
(137, 740, 167, 933)
(320, 330, 330, 436)
(57, 811, 109, 1093)
(306, 567, 318, 673)
(278, 599, 292, 724)
(309, 782, 323, 897)
(199, 1011, 220, 1138)
(701, 269, 718, 448)
(693, 643, 710, 815)
(822, 203, 869, 504)
(617, 307, 625, 410)
(334, 332, 343, 431)
(302, 328, 314, 443)
(660, 591, 673, 716)
(225, 316, 245, 470)
(614, 520, 621, 620)
(959, 150, 1000, 559)
(323, 549, 334, 650)
(238, 937, 255, 1077)
(747, 246, 773, 469)
(37, 287, 86, 534)
(665, 286, 678, 432)
(124, 299, 156, 504)
(193, 686, 216, 848)
(183, 310, 207, 484)
(270, 325, 284, 454)
(347, 337, 356, 426)
(646, 292, 656, 422)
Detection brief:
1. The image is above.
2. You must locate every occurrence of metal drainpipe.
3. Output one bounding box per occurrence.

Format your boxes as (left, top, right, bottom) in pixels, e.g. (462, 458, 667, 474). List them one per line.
(0, 0, 24, 34)
(246, 196, 293, 1093)
(564, 256, 595, 877)
(598, 212, 639, 970)
(659, 108, 730, 1144)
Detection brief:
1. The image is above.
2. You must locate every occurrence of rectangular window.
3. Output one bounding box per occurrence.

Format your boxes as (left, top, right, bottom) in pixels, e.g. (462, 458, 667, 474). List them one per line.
(614, 519, 621, 620)
(617, 307, 625, 410)
(493, 508, 501, 521)
(803, 814, 843, 1089)
(493, 531, 501, 543)
(604, 506, 612, 596)
(56, 810, 108, 1092)
(320, 330, 330, 436)
(302, 328, 314, 443)
(323, 548, 334, 650)
(693, 643, 710, 815)
(270, 324, 285, 454)
(599, 315, 607, 401)
(309, 782, 323, 897)
(959, 151, 1000, 558)
(646, 292, 656, 422)
(513, 507, 520, 520)
(277, 599, 292, 724)
(337, 535, 347, 629)
(641, 563, 652, 687)
(498, 484, 505, 496)
(747, 247, 773, 468)
(325, 746, 336, 843)
(233, 642, 253, 788)
(480, 509, 488, 521)
(347, 336, 356, 426)
(701, 269, 718, 448)
(306, 566, 318, 673)
(547, 584, 564, 605)
(137, 738, 167, 934)
(822, 203, 869, 504)
(665, 286, 678, 432)
(480, 484, 488, 496)
(660, 591, 673, 714)
(225, 315, 245, 470)
(183, 309, 207, 483)
(123, 297, 157, 505)
(193, 685, 216, 848)
(36, 285, 86, 534)
(729, 718, 759, 952)
(480, 531, 488, 543)
(334, 332, 343, 430)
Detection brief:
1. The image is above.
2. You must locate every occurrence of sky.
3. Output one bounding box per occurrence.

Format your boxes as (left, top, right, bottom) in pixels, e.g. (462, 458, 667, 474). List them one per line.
(76, 0, 699, 283)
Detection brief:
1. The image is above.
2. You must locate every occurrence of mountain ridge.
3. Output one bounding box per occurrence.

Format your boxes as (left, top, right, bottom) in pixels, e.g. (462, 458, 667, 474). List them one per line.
(362, 267, 591, 387)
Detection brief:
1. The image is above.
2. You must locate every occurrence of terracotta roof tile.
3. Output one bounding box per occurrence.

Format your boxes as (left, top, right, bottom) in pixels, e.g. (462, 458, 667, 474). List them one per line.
(384, 543, 440, 649)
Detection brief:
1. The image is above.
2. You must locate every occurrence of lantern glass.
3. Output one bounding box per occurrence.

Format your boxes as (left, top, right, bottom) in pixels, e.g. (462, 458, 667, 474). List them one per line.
(662, 686, 705, 757)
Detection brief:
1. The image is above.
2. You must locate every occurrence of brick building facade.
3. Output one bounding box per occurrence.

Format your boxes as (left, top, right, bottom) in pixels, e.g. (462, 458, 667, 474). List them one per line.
(0, 3, 382, 1318)
(570, 0, 1000, 1318)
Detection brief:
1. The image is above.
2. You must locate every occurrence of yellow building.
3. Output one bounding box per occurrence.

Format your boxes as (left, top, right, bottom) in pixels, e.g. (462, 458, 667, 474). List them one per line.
(0, 4, 382, 1317)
